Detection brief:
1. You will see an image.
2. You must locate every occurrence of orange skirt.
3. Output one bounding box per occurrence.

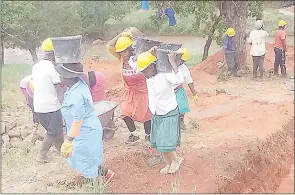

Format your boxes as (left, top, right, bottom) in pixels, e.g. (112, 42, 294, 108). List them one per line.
(120, 85, 152, 122)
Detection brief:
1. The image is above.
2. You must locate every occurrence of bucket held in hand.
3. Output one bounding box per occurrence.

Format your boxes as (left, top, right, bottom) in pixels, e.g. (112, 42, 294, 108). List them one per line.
(156, 49, 182, 73)
(51, 35, 83, 64)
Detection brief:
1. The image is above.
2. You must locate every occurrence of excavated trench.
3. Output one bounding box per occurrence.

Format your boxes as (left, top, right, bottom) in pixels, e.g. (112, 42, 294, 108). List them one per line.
(216, 120, 294, 193)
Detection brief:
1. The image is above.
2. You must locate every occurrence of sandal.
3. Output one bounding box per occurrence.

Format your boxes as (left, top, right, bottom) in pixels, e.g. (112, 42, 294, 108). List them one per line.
(104, 170, 115, 186)
(168, 157, 184, 174)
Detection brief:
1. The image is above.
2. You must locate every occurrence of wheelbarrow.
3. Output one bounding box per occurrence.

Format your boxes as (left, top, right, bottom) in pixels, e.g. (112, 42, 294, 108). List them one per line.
(93, 101, 119, 141)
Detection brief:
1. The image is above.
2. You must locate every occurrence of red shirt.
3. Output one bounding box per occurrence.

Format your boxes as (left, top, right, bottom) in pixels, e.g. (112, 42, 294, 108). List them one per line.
(84, 72, 107, 102)
(274, 29, 287, 50)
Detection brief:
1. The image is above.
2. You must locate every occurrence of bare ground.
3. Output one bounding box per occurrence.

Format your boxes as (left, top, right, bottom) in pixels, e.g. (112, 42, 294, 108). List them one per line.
(2, 42, 294, 193)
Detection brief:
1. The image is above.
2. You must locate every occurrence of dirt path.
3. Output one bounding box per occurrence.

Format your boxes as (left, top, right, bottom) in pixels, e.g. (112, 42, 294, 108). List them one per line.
(2, 72, 294, 193)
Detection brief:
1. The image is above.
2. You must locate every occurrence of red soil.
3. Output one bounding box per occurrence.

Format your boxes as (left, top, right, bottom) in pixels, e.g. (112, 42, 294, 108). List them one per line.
(80, 41, 294, 193)
(195, 42, 295, 75)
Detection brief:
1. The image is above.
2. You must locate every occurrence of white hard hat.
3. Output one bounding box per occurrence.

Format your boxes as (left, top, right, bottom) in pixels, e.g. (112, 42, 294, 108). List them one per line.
(254, 20, 264, 30)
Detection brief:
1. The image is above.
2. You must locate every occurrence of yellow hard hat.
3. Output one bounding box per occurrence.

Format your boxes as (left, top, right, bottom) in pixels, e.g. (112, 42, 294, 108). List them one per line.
(226, 28, 235, 37)
(115, 36, 134, 53)
(137, 52, 157, 72)
(41, 38, 54, 52)
(278, 20, 287, 27)
(28, 79, 34, 92)
(177, 48, 189, 61)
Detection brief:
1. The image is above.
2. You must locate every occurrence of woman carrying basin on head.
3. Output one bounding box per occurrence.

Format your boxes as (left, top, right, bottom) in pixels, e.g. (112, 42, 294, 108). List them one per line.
(137, 49, 184, 174)
(105, 27, 152, 144)
(172, 48, 199, 130)
(55, 63, 114, 185)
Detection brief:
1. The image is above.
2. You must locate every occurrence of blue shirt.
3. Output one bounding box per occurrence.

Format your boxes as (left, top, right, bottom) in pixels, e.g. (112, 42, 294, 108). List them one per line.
(165, 8, 176, 26)
(223, 35, 235, 53)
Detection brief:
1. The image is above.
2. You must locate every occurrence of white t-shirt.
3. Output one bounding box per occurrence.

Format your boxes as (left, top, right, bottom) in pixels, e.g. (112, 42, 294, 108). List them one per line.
(172, 63, 193, 89)
(32, 60, 61, 113)
(248, 29, 269, 57)
(146, 72, 184, 115)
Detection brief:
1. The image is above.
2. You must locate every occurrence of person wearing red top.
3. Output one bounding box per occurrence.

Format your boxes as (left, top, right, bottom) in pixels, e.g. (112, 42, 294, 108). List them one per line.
(84, 71, 107, 102)
(274, 20, 288, 77)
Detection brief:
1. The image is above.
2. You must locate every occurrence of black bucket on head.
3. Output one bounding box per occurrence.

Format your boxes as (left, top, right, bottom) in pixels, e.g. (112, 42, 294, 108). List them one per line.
(134, 38, 162, 57)
(156, 49, 182, 73)
(51, 35, 83, 64)
(159, 43, 182, 51)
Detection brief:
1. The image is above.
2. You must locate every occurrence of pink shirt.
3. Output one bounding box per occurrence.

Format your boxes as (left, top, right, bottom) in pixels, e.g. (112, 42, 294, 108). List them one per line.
(20, 75, 34, 98)
(84, 72, 107, 102)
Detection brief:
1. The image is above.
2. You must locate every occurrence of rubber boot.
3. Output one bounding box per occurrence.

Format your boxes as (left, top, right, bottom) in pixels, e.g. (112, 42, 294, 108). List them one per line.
(281, 66, 287, 78)
(36, 134, 54, 163)
(53, 134, 64, 156)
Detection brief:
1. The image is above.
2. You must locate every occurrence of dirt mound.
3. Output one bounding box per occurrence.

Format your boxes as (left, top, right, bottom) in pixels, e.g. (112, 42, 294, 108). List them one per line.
(83, 58, 122, 90)
(194, 42, 295, 75)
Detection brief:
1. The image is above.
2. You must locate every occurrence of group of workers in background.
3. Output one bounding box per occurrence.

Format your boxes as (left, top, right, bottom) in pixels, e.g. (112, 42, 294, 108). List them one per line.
(18, 18, 289, 186)
(223, 19, 288, 78)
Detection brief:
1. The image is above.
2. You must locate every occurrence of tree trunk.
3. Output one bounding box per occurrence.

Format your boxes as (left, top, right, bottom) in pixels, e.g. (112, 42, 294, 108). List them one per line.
(29, 48, 38, 63)
(223, 0, 248, 70)
(202, 14, 222, 61)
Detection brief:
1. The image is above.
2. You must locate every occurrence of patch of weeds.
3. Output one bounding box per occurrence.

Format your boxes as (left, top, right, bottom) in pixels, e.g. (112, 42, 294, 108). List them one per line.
(2, 142, 37, 170)
(217, 67, 230, 82)
(187, 54, 202, 67)
(2, 64, 31, 108)
(93, 55, 101, 59)
(80, 178, 106, 193)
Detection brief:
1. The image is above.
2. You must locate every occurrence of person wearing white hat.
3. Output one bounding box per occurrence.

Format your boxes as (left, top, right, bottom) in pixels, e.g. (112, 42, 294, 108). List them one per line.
(248, 20, 269, 78)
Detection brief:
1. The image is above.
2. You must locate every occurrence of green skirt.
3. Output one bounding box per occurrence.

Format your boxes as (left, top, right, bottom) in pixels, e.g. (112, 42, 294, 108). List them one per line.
(175, 87, 190, 115)
(150, 107, 181, 152)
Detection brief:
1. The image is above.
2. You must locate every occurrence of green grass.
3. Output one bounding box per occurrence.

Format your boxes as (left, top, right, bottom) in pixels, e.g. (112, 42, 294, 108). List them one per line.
(2, 64, 32, 109)
(186, 54, 202, 67)
(105, 6, 294, 38)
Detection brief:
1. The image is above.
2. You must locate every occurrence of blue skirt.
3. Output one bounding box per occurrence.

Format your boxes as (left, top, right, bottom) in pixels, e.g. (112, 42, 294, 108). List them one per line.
(150, 107, 181, 152)
(175, 87, 190, 115)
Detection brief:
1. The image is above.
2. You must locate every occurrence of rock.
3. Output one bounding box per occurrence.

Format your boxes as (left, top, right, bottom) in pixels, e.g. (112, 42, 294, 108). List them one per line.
(1, 122, 6, 135)
(8, 128, 21, 138)
(10, 137, 22, 148)
(216, 88, 226, 95)
(23, 131, 40, 143)
(20, 126, 33, 139)
(6, 121, 17, 131)
(2, 134, 10, 144)
(2, 134, 11, 154)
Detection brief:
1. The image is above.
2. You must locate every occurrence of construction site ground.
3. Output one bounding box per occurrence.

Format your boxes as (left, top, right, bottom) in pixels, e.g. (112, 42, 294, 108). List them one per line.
(2, 42, 294, 193)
